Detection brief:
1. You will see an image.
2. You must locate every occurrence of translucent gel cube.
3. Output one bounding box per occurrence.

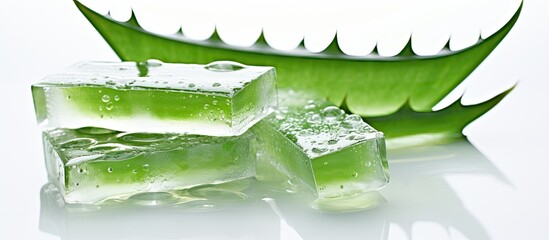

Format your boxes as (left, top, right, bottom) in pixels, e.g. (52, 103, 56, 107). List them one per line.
(254, 90, 390, 199)
(43, 127, 256, 204)
(32, 61, 277, 136)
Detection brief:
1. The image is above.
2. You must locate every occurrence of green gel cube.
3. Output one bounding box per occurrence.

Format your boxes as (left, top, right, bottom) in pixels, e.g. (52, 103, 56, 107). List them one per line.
(43, 127, 256, 204)
(254, 90, 389, 199)
(32, 61, 276, 136)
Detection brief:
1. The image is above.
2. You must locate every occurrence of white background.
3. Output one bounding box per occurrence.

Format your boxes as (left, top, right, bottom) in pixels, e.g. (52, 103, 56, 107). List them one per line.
(0, 0, 548, 239)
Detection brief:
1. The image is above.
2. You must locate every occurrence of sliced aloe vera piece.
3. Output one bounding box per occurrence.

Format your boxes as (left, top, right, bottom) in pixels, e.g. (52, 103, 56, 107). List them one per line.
(254, 91, 389, 198)
(32, 61, 277, 136)
(43, 127, 256, 204)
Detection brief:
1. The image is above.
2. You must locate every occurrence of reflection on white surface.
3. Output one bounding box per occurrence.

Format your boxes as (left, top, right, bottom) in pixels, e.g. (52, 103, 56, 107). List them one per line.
(39, 140, 504, 240)
(263, 198, 304, 240)
(382, 140, 507, 240)
(40, 183, 281, 240)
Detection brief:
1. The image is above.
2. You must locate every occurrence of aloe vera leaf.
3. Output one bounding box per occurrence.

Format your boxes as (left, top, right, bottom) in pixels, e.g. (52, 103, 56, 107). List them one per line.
(74, 1, 521, 142)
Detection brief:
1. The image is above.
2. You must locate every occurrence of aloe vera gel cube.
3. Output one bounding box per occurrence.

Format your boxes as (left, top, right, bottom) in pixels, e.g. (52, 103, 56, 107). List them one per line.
(43, 127, 256, 204)
(254, 91, 389, 198)
(32, 61, 276, 136)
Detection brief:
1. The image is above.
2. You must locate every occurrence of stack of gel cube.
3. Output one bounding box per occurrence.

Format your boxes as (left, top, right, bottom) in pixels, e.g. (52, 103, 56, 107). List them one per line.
(32, 60, 389, 204)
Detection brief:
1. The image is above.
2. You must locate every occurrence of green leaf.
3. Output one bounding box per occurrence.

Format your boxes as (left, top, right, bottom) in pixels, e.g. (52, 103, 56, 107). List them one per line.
(360, 87, 513, 147)
(74, 1, 521, 143)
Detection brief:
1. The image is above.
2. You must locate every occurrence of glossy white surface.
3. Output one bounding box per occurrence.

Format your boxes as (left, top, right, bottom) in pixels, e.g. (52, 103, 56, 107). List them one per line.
(1, 0, 548, 239)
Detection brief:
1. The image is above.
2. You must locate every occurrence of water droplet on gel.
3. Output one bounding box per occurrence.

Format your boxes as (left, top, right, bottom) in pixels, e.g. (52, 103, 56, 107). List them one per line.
(338, 129, 348, 137)
(365, 161, 372, 167)
(78, 168, 85, 174)
(212, 100, 218, 105)
(354, 134, 366, 140)
(106, 80, 116, 85)
(298, 129, 313, 137)
(132, 169, 138, 174)
(205, 61, 245, 72)
(352, 172, 358, 178)
(307, 114, 321, 124)
(114, 95, 120, 101)
(328, 139, 338, 145)
(321, 106, 343, 121)
(66, 95, 71, 100)
(342, 114, 363, 129)
(188, 83, 196, 88)
(204, 104, 209, 110)
(102, 95, 110, 102)
(107, 167, 113, 173)
(105, 102, 113, 111)
(212, 82, 221, 87)
(304, 104, 316, 110)
(143, 164, 150, 171)
(340, 185, 344, 189)
(312, 148, 327, 154)
(345, 114, 362, 123)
